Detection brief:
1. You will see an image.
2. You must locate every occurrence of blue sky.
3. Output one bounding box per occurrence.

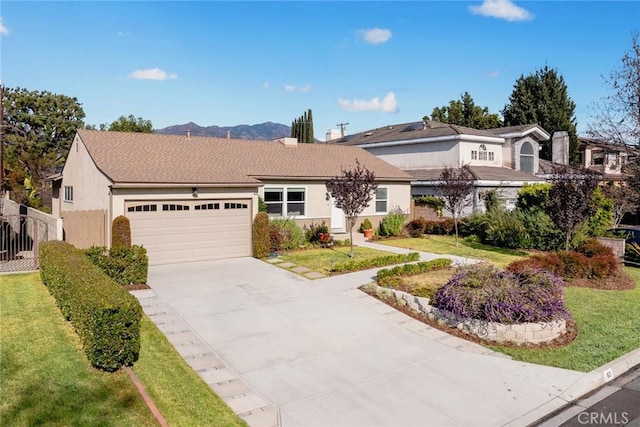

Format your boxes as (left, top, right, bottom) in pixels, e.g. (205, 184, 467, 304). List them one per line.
(1, 1, 639, 139)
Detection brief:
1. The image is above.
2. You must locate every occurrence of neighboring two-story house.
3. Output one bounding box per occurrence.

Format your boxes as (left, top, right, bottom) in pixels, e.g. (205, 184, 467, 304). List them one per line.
(328, 120, 567, 212)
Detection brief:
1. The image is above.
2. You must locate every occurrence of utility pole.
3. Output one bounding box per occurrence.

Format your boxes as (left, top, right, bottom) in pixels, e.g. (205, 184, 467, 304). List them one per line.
(336, 121, 349, 137)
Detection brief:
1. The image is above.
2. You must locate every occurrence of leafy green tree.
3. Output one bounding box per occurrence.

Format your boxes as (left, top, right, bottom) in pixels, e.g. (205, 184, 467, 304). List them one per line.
(2, 87, 85, 207)
(588, 32, 639, 146)
(326, 160, 378, 257)
(291, 109, 314, 143)
(503, 66, 579, 163)
(107, 114, 153, 133)
(426, 92, 501, 129)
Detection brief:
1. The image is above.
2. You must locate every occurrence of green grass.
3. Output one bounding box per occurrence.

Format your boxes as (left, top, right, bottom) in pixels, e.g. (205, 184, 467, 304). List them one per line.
(279, 246, 400, 275)
(377, 235, 529, 268)
(1, 272, 246, 426)
(491, 267, 640, 372)
(132, 317, 247, 426)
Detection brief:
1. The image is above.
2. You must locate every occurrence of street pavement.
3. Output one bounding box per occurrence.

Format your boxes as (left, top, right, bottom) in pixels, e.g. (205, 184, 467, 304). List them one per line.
(133, 237, 640, 427)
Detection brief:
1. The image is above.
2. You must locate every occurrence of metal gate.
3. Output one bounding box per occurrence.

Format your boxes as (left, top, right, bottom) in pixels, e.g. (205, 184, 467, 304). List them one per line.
(1, 214, 51, 272)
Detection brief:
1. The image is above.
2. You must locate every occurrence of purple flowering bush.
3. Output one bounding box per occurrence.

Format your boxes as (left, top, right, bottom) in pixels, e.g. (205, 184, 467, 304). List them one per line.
(433, 265, 571, 324)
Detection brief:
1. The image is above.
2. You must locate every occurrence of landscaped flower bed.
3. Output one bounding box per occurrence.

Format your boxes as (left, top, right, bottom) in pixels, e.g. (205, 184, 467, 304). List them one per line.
(364, 264, 572, 345)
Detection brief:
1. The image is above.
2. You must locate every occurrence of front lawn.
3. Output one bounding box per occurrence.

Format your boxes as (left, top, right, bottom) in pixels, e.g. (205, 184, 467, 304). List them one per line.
(492, 267, 640, 372)
(278, 245, 400, 275)
(376, 235, 529, 267)
(0, 272, 245, 426)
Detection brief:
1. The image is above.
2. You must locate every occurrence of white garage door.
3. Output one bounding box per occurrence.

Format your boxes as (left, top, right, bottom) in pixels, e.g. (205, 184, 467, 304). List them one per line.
(125, 199, 252, 265)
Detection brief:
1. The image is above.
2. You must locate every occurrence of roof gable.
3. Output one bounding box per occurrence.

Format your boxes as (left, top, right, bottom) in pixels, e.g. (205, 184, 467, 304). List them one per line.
(75, 130, 411, 185)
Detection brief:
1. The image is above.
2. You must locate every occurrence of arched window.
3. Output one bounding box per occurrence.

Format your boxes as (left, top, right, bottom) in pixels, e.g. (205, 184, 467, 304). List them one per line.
(520, 142, 534, 174)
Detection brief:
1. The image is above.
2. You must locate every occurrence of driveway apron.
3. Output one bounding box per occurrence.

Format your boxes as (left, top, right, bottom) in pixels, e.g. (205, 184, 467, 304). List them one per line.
(140, 257, 586, 427)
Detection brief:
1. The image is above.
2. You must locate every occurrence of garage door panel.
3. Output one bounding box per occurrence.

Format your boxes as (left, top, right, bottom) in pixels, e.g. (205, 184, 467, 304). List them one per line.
(126, 199, 251, 265)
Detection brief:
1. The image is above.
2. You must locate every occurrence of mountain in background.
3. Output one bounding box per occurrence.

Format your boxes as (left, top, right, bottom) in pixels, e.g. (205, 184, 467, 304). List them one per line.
(155, 121, 291, 140)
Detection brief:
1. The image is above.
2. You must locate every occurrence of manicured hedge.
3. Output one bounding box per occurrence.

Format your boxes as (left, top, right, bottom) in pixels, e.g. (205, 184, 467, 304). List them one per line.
(85, 245, 148, 286)
(330, 252, 420, 273)
(253, 212, 270, 258)
(377, 258, 452, 282)
(40, 241, 143, 371)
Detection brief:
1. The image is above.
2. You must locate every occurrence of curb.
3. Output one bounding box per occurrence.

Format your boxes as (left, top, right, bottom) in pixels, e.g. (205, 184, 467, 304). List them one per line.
(504, 347, 640, 427)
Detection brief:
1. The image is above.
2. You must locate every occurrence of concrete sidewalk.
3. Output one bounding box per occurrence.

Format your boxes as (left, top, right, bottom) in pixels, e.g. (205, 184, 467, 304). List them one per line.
(132, 251, 638, 427)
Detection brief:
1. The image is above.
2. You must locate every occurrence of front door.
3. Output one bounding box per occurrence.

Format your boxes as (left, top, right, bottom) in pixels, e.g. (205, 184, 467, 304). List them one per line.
(330, 199, 345, 232)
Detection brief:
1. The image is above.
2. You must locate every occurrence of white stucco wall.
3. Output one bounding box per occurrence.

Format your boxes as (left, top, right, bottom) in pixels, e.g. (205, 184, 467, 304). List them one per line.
(60, 135, 112, 214)
(459, 141, 503, 166)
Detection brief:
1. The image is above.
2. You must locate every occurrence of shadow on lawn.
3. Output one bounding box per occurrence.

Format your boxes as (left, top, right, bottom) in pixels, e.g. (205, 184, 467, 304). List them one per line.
(458, 239, 529, 257)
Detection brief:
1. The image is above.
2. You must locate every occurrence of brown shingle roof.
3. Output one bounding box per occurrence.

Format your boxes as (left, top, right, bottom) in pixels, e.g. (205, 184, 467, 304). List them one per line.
(328, 120, 501, 146)
(77, 130, 412, 185)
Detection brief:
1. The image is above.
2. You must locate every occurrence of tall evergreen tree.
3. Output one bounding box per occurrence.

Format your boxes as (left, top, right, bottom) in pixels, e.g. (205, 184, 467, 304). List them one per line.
(290, 109, 314, 143)
(502, 66, 579, 163)
(426, 92, 502, 129)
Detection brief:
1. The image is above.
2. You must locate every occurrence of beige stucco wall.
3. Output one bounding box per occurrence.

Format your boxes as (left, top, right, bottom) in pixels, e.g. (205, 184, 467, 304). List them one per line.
(59, 135, 112, 214)
(364, 141, 459, 169)
(259, 179, 411, 232)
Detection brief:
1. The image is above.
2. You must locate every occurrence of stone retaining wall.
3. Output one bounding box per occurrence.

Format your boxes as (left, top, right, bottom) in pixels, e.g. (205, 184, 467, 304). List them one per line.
(371, 285, 566, 344)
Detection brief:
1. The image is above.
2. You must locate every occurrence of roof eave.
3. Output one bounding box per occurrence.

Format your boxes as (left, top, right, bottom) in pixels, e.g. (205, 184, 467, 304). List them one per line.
(357, 134, 504, 149)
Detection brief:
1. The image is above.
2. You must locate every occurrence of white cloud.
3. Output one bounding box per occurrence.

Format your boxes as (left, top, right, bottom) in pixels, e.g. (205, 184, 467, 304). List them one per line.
(127, 68, 177, 81)
(262, 81, 270, 89)
(283, 84, 311, 93)
(486, 70, 500, 78)
(1, 17, 10, 36)
(469, 0, 534, 22)
(357, 28, 392, 44)
(338, 92, 398, 113)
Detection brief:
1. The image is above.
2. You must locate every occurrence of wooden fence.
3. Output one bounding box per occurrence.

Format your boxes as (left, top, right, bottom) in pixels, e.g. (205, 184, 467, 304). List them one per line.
(62, 210, 108, 249)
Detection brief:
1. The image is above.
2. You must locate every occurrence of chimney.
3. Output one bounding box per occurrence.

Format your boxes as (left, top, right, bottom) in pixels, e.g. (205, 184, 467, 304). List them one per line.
(187, 129, 191, 138)
(552, 131, 569, 165)
(226, 130, 231, 139)
(278, 137, 298, 146)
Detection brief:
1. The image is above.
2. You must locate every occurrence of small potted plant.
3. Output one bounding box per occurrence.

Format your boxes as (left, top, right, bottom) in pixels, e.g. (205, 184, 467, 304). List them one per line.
(359, 219, 373, 239)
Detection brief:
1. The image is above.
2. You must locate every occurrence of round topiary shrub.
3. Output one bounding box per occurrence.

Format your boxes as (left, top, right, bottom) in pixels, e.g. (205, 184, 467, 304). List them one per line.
(433, 265, 570, 324)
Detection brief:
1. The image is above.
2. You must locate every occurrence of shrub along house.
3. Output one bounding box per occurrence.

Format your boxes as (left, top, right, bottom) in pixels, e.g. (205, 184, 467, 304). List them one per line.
(51, 130, 411, 265)
(327, 120, 572, 213)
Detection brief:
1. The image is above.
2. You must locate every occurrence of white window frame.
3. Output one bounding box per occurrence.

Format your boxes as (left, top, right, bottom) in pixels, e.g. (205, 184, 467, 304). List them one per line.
(64, 186, 73, 203)
(471, 150, 478, 160)
(375, 187, 388, 213)
(264, 186, 307, 217)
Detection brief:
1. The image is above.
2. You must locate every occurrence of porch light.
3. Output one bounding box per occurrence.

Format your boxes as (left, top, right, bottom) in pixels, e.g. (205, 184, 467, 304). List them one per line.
(192, 187, 198, 198)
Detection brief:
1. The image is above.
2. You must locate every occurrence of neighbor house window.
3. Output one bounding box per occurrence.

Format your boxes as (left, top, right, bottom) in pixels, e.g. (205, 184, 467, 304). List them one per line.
(488, 152, 495, 161)
(264, 187, 306, 216)
(64, 186, 73, 202)
(375, 188, 388, 213)
(520, 142, 534, 174)
(471, 151, 478, 160)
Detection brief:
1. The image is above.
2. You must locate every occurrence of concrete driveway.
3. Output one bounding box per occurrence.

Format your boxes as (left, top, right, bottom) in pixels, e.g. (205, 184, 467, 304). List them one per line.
(137, 257, 587, 427)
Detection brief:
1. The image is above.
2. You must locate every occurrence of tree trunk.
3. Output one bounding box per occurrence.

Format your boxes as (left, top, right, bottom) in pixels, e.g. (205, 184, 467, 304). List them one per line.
(565, 232, 571, 251)
(454, 216, 459, 247)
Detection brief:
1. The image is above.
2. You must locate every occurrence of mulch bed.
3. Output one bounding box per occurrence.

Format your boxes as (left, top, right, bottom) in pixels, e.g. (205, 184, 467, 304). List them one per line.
(566, 267, 637, 290)
(125, 284, 151, 291)
(359, 285, 579, 349)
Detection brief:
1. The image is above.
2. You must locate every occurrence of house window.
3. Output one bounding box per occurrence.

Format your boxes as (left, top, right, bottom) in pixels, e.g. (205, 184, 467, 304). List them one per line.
(520, 142, 534, 174)
(375, 188, 388, 213)
(224, 202, 248, 209)
(195, 203, 220, 210)
(471, 151, 478, 160)
(162, 204, 190, 211)
(264, 187, 306, 216)
(64, 186, 73, 202)
(478, 144, 488, 161)
(488, 152, 495, 161)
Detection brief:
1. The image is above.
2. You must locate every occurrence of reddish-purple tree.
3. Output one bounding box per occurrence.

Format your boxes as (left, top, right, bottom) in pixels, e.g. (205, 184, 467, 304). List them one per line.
(327, 160, 378, 257)
(438, 165, 475, 247)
